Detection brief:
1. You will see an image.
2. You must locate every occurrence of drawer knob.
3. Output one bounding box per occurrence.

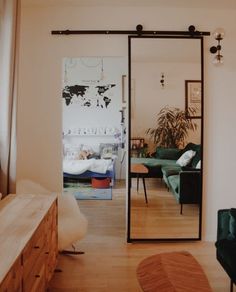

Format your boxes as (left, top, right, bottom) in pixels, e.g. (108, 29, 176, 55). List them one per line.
(45, 251, 49, 255)
(35, 274, 40, 278)
(34, 246, 40, 249)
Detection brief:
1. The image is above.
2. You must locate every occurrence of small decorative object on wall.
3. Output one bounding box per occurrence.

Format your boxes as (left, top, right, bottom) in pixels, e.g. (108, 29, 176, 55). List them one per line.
(185, 80, 202, 119)
(160, 72, 165, 89)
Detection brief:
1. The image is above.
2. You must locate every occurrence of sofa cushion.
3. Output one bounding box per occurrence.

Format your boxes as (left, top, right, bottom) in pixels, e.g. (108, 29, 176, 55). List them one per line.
(191, 145, 201, 168)
(176, 150, 196, 167)
(168, 175, 180, 194)
(181, 142, 198, 153)
(181, 166, 201, 172)
(216, 238, 236, 281)
(155, 147, 181, 160)
(131, 158, 177, 169)
(228, 209, 236, 240)
(131, 157, 177, 178)
(161, 165, 181, 177)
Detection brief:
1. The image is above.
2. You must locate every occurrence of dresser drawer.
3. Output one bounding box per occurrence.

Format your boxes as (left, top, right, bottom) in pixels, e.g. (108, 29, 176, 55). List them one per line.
(30, 267, 46, 292)
(23, 251, 46, 292)
(0, 194, 58, 291)
(0, 256, 22, 292)
(45, 229, 58, 282)
(22, 219, 46, 279)
(45, 205, 58, 283)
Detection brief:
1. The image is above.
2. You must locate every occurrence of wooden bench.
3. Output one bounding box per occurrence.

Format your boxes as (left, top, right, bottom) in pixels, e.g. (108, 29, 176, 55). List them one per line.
(137, 251, 212, 292)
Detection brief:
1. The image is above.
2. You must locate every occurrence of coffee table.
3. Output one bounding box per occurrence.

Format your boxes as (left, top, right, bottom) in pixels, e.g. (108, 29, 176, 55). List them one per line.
(130, 163, 148, 204)
(137, 251, 212, 292)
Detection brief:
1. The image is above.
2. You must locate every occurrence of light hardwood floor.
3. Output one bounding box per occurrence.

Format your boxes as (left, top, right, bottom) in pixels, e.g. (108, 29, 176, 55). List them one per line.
(49, 180, 230, 292)
(130, 178, 199, 238)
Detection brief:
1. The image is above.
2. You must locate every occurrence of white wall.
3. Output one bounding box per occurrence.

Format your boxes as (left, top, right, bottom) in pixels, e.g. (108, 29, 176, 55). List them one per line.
(18, 4, 236, 240)
(131, 61, 201, 152)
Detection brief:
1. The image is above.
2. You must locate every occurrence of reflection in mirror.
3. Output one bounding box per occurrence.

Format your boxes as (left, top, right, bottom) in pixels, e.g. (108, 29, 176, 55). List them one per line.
(62, 57, 127, 202)
(129, 37, 203, 240)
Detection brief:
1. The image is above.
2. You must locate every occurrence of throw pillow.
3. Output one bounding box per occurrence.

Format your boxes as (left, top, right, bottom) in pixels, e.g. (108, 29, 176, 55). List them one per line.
(176, 150, 196, 167)
(179, 143, 201, 167)
(196, 160, 201, 169)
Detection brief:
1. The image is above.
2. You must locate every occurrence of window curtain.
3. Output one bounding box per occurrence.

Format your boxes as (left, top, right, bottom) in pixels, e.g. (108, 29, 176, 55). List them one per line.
(0, 0, 20, 196)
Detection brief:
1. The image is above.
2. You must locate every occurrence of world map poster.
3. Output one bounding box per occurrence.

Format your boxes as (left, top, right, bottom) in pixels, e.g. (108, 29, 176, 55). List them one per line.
(62, 57, 118, 109)
(62, 83, 116, 108)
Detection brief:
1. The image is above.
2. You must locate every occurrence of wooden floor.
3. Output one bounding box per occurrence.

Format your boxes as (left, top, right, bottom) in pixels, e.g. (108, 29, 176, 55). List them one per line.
(131, 178, 199, 238)
(49, 180, 230, 292)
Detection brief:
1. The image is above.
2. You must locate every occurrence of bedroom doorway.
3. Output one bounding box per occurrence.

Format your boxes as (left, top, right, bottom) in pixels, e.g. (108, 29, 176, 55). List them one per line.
(62, 56, 127, 207)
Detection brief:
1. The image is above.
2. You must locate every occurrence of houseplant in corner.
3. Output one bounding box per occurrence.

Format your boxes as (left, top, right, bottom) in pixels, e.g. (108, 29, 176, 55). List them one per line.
(146, 106, 198, 148)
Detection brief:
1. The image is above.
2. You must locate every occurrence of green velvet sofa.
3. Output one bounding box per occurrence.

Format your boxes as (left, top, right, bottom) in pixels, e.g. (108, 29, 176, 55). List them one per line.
(215, 209, 236, 292)
(131, 143, 202, 214)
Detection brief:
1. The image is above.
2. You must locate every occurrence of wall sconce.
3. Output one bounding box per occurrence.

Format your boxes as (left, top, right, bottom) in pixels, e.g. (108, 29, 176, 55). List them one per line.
(160, 72, 165, 88)
(210, 28, 225, 65)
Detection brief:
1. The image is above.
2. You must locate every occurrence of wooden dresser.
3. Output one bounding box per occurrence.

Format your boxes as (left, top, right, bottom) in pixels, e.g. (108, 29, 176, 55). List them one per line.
(0, 194, 58, 292)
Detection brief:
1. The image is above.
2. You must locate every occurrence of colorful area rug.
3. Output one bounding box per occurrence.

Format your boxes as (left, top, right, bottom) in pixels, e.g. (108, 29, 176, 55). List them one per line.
(64, 181, 112, 200)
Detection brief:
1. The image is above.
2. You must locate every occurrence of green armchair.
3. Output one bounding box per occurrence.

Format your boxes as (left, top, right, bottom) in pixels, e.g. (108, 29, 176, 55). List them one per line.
(215, 209, 236, 292)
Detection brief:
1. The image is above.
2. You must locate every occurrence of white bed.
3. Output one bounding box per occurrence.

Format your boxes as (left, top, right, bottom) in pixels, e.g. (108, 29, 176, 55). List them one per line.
(63, 158, 114, 175)
(63, 143, 117, 182)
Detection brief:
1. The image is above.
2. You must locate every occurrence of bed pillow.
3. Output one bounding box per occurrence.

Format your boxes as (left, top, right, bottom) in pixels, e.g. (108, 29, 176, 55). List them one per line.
(176, 150, 196, 167)
(64, 144, 82, 160)
(82, 144, 102, 156)
(100, 143, 118, 159)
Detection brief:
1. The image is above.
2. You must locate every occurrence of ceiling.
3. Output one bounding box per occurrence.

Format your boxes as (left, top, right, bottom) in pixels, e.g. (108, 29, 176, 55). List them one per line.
(22, 0, 236, 8)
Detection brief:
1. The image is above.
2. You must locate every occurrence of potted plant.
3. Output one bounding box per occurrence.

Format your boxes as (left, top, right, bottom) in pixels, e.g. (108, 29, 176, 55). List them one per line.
(146, 106, 198, 148)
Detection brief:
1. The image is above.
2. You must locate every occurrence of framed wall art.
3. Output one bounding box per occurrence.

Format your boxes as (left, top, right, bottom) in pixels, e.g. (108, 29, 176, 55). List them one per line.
(185, 80, 202, 119)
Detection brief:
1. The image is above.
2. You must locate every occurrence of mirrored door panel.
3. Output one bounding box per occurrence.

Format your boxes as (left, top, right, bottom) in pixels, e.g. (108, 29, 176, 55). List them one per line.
(128, 36, 203, 240)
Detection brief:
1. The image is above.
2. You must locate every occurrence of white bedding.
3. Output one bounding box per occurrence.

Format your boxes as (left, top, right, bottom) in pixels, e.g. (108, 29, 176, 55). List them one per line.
(63, 158, 113, 175)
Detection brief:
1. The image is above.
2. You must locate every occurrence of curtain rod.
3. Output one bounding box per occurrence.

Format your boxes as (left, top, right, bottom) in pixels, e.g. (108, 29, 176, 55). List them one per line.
(51, 25, 210, 36)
